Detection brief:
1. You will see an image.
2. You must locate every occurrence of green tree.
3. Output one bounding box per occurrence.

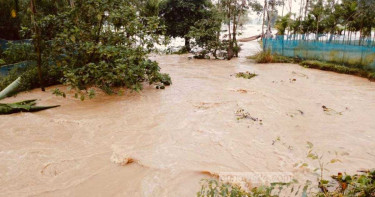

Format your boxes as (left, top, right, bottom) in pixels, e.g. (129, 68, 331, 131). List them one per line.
(188, 6, 224, 59)
(219, 0, 262, 59)
(159, 0, 213, 51)
(48, 0, 170, 95)
(1, 0, 171, 97)
(275, 13, 292, 35)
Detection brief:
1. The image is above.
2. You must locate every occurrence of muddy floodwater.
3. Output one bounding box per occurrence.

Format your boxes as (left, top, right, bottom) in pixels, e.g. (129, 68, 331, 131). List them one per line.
(1, 41, 375, 197)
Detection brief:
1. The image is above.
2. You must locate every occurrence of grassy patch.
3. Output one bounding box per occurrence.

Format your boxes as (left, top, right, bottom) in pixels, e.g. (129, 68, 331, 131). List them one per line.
(197, 179, 282, 197)
(248, 50, 300, 64)
(235, 71, 257, 79)
(249, 51, 375, 81)
(301, 60, 375, 81)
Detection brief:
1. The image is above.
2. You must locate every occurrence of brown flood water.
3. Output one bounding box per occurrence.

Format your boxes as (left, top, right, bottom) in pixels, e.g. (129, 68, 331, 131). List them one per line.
(1, 41, 375, 196)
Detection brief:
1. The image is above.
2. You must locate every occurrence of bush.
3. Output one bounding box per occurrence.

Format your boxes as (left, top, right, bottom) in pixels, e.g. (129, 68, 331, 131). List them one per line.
(248, 50, 300, 64)
(198, 170, 375, 197)
(317, 170, 375, 197)
(197, 179, 278, 197)
(0, 65, 62, 95)
(301, 60, 375, 81)
(249, 51, 375, 81)
(47, 0, 171, 94)
(236, 72, 257, 79)
(2, 42, 35, 65)
(1, 0, 172, 98)
(248, 50, 273, 63)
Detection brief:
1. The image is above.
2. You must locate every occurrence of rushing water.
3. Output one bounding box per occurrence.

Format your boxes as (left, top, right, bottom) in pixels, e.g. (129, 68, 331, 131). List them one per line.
(1, 37, 375, 196)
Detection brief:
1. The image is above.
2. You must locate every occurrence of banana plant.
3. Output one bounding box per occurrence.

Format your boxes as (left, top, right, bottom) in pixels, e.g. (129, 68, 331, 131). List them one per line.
(0, 77, 21, 100)
(0, 78, 60, 115)
(0, 99, 60, 115)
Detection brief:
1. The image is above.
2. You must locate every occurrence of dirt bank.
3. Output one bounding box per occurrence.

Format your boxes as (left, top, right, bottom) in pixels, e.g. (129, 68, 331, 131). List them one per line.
(1, 41, 375, 196)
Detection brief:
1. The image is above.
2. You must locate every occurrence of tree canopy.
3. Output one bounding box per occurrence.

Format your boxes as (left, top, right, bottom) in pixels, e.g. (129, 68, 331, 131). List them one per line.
(159, 0, 214, 50)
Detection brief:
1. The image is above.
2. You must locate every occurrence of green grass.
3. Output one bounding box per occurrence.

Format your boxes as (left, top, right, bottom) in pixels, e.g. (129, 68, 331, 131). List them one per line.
(248, 51, 375, 81)
(248, 50, 300, 64)
(301, 60, 375, 80)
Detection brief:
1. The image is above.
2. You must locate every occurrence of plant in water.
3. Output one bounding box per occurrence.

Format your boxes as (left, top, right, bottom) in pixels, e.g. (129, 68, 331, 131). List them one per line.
(1, 0, 172, 99)
(235, 108, 258, 121)
(197, 179, 277, 197)
(235, 72, 257, 79)
(249, 50, 274, 63)
(0, 99, 60, 115)
(197, 141, 375, 197)
(321, 170, 375, 197)
(52, 88, 66, 98)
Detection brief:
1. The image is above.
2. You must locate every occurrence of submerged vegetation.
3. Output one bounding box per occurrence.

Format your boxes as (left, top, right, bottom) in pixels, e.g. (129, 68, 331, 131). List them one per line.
(197, 179, 281, 197)
(0, 0, 172, 99)
(198, 170, 375, 197)
(301, 61, 375, 80)
(248, 51, 375, 81)
(0, 0, 265, 97)
(235, 72, 258, 79)
(197, 142, 375, 197)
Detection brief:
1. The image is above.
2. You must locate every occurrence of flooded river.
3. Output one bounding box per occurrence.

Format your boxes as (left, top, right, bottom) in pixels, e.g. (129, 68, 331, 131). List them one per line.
(1, 40, 375, 196)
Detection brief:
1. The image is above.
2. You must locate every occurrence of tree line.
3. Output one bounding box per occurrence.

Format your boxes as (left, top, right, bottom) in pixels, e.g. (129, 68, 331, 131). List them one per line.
(273, 0, 375, 43)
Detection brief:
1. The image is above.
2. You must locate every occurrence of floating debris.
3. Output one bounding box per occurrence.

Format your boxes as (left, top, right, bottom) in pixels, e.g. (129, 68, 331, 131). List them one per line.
(235, 72, 257, 79)
(235, 108, 258, 121)
(322, 105, 343, 115)
(0, 99, 60, 115)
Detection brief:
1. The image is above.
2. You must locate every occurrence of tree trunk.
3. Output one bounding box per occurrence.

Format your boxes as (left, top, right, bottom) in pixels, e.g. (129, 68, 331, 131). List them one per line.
(184, 37, 191, 52)
(233, 2, 238, 57)
(266, 1, 273, 38)
(30, 0, 45, 91)
(69, 0, 74, 7)
(261, 0, 267, 38)
(305, 0, 309, 19)
(227, 1, 234, 60)
(316, 15, 319, 41)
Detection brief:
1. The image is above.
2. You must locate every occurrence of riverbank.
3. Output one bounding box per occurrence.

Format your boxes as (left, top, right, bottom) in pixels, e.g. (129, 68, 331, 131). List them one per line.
(1, 41, 374, 196)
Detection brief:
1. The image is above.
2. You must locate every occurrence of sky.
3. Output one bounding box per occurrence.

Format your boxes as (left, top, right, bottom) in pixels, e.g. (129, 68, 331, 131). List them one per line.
(248, 0, 304, 22)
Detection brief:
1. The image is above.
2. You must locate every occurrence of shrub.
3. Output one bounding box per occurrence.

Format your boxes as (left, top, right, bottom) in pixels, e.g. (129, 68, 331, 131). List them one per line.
(197, 179, 278, 197)
(248, 50, 273, 63)
(248, 50, 300, 64)
(301, 60, 375, 81)
(236, 72, 257, 79)
(2, 42, 35, 65)
(1, 0, 172, 98)
(47, 0, 171, 94)
(249, 51, 375, 81)
(0, 65, 62, 95)
(316, 170, 375, 197)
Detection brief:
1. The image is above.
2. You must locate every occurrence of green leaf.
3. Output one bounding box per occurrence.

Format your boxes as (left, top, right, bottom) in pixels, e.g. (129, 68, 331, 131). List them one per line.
(306, 141, 314, 149)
